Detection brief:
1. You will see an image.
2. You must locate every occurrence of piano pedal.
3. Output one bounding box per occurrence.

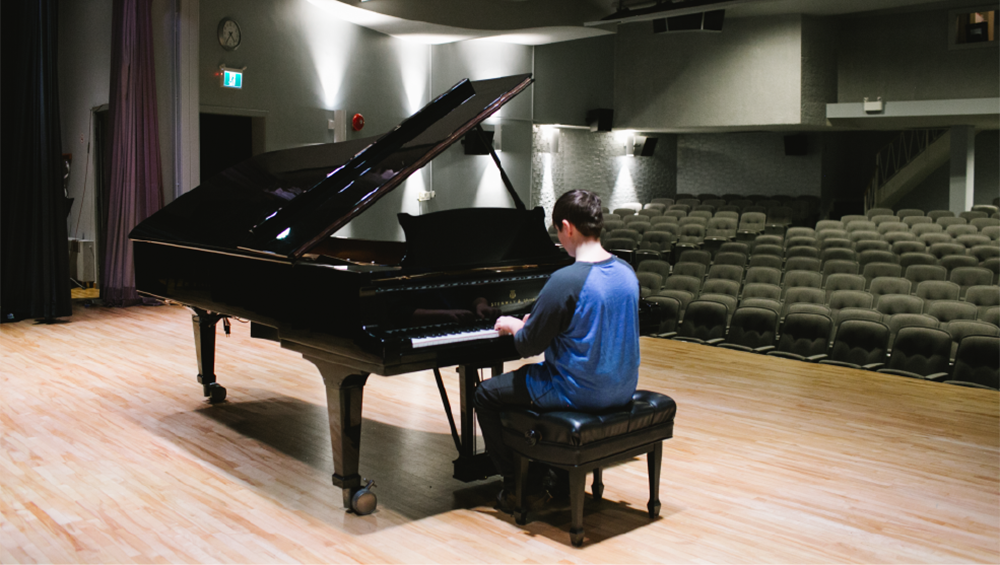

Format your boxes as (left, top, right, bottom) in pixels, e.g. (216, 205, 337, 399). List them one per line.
(223, 317, 231, 337)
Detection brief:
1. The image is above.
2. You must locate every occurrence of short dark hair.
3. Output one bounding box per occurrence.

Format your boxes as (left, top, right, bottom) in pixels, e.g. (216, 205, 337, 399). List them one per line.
(553, 190, 603, 237)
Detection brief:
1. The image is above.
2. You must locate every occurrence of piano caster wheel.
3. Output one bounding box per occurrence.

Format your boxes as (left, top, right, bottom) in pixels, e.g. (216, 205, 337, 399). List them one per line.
(351, 479, 377, 515)
(205, 383, 227, 403)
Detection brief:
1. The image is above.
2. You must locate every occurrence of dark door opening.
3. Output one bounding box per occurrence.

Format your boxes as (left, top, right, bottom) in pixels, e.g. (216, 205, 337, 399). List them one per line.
(200, 113, 253, 182)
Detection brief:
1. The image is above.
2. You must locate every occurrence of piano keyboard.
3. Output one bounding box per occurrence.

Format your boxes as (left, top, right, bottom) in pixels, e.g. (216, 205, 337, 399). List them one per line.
(411, 328, 501, 349)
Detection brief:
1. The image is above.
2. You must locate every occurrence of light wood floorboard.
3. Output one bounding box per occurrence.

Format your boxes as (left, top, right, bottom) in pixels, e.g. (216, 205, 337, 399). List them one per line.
(1, 303, 998, 563)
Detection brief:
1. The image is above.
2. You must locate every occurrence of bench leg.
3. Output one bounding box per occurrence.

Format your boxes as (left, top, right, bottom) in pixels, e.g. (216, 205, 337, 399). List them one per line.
(591, 468, 604, 501)
(514, 454, 529, 525)
(569, 468, 587, 547)
(647, 441, 662, 518)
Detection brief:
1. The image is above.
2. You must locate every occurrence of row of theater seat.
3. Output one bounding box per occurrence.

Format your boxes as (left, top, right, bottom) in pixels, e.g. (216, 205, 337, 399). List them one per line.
(621, 204, 1000, 390)
(652, 303, 999, 390)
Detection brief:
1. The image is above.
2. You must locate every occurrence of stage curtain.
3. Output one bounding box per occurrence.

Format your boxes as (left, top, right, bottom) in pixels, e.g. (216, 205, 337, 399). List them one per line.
(102, 0, 164, 307)
(0, 0, 73, 323)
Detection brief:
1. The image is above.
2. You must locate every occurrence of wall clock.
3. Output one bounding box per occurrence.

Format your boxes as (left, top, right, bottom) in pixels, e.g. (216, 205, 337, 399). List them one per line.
(218, 18, 241, 51)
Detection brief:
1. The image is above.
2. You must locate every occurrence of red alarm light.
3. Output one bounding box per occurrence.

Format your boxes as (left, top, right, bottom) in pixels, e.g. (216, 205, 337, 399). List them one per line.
(352, 113, 365, 131)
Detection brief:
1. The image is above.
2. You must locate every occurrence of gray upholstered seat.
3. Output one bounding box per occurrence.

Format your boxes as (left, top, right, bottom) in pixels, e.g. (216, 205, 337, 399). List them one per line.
(767, 313, 832, 362)
(716, 306, 779, 353)
(819, 319, 890, 370)
(944, 336, 1000, 390)
(877, 327, 952, 380)
(876, 293, 924, 316)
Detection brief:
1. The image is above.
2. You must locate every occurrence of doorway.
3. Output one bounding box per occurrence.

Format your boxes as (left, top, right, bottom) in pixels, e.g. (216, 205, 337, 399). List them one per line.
(199, 113, 254, 182)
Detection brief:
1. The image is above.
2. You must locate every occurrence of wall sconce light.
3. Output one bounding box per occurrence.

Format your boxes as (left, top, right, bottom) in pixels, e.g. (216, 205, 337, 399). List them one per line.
(615, 130, 635, 156)
(539, 125, 560, 153)
(329, 109, 347, 142)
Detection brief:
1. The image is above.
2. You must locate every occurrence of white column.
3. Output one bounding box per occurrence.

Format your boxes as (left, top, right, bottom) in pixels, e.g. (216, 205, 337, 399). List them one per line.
(949, 126, 975, 214)
(175, 0, 200, 197)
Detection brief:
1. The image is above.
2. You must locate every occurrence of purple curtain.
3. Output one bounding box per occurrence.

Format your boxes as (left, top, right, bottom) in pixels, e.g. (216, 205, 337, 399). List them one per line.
(102, 0, 164, 307)
(0, 0, 73, 323)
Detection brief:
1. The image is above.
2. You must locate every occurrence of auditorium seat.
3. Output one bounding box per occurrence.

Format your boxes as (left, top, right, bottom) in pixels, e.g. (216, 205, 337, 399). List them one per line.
(980, 306, 1000, 327)
(928, 242, 966, 259)
(781, 287, 827, 319)
(645, 296, 681, 335)
(915, 280, 961, 302)
(876, 293, 924, 316)
(667, 300, 729, 345)
(828, 290, 874, 312)
(937, 217, 967, 228)
(637, 259, 671, 280)
(716, 307, 778, 354)
(748, 254, 783, 270)
(637, 272, 663, 297)
(741, 282, 782, 303)
(911, 224, 944, 238)
(964, 285, 1000, 318)
(892, 241, 926, 255)
(960, 211, 988, 222)
(767, 313, 832, 362)
(949, 267, 993, 297)
(896, 208, 925, 219)
(815, 220, 844, 232)
(919, 233, 954, 246)
(944, 335, 1000, 390)
(782, 270, 823, 297)
(819, 319, 890, 371)
(946, 224, 979, 238)
(869, 277, 912, 301)
(744, 266, 781, 287)
(863, 263, 903, 288)
(866, 208, 894, 219)
(719, 241, 751, 256)
(877, 327, 952, 380)
(785, 246, 820, 260)
(903, 216, 932, 227)
(904, 264, 947, 287)
(943, 320, 1000, 359)
(970, 245, 1000, 263)
(925, 300, 978, 324)
(854, 239, 891, 253)
(886, 313, 939, 349)
(713, 252, 747, 268)
(940, 254, 979, 274)
(927, 210, 954, 221)
(956, 234, 992, 249)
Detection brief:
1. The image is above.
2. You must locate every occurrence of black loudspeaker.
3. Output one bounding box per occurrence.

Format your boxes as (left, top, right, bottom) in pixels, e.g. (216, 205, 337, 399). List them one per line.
(633, 136, 658, 157)
(784, 134, 808, 156)
(463, 129, 494, 155)
(653, 9, 724, 33)
(586, 109, 613, 132)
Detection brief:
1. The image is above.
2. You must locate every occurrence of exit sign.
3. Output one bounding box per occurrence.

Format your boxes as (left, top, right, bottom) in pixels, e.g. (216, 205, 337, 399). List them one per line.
(221, 68, 243, 89)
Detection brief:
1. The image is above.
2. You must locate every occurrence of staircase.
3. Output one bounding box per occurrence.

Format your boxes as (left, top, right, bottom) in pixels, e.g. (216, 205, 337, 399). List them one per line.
(865, 129, 949, 211)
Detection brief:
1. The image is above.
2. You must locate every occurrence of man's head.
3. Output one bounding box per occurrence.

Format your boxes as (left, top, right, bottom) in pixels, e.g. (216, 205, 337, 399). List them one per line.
(552, 190, 603, 237)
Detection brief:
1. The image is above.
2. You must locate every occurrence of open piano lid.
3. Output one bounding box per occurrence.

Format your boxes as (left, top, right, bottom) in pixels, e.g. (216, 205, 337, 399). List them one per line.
(130, 74, 534, 261)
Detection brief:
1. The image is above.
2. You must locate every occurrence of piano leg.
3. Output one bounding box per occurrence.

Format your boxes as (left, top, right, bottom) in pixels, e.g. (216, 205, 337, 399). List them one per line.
(304, 355, 370, 510)
(190, 308, 227, 403)
(452, 363, 504, 482)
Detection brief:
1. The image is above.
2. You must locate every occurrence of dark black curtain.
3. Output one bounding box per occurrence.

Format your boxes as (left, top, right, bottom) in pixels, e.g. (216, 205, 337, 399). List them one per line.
(1, 0, 72, 322)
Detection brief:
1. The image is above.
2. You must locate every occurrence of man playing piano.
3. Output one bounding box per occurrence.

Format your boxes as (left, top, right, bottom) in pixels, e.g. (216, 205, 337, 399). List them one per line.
(474, 189, 641, 510)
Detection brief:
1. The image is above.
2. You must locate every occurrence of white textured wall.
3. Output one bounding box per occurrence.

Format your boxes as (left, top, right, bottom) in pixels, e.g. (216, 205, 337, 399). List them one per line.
(531, 127, 677, 226)
(677, 133, 821, 197)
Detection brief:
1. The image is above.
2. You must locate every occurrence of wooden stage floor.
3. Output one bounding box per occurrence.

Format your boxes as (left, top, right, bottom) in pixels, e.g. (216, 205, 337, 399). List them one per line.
(2, 303, 998, 563)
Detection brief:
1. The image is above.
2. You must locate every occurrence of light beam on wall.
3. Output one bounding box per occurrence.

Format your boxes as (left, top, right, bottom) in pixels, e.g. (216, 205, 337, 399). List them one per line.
(613, 156, 638, 206)
(393, 41, 429, 113)
(301, 1, 356, 109)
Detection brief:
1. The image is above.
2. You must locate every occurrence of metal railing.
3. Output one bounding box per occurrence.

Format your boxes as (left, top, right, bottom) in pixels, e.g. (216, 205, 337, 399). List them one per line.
(865, 129, 946, 211)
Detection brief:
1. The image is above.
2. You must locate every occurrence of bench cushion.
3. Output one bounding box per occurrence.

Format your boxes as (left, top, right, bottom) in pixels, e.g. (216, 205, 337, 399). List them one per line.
(499, 390, 676, 466)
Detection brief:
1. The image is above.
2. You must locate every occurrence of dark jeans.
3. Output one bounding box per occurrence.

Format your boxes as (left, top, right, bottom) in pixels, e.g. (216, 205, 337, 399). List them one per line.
(474, 366, 534, 481)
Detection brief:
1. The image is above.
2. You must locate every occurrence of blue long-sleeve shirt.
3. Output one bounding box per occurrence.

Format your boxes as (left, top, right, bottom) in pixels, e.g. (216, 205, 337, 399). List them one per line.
(513, 255, 640, 411)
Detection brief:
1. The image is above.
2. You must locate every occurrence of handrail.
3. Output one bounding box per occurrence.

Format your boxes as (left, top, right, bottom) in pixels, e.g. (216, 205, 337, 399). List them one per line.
(864, 129, 946, 211)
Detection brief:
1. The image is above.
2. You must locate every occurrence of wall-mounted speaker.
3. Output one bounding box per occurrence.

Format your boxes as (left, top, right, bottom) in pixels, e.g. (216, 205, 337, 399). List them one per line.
(783, 134, 808, 156)
(633, 136, 658, 157)
(653, 9, 724, 33)
(586, 108, 613, 132)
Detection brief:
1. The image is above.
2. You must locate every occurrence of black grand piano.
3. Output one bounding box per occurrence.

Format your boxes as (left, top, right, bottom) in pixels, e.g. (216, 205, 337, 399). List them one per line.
(130, 74, 572, 513)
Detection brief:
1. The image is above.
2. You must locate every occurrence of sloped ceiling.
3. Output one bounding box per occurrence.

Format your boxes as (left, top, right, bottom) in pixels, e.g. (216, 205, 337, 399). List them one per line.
(308, 0, 979, 44)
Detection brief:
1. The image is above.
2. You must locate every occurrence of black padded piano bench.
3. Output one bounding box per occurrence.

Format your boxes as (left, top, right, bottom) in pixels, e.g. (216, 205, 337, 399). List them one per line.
(500, 390, 676, 547)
